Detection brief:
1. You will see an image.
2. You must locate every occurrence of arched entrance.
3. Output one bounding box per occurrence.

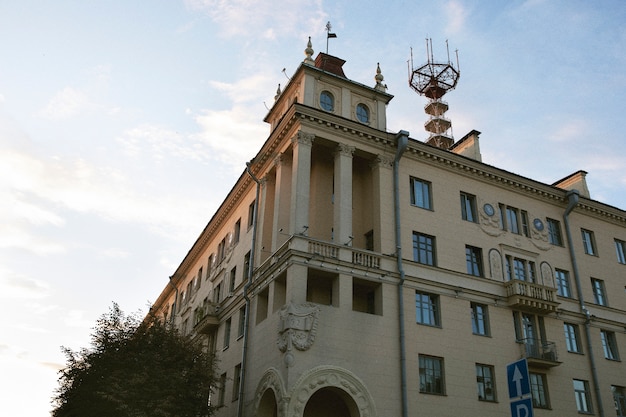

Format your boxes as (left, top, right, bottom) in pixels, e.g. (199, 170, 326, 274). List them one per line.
(303, 386, 359, 417)
(257, 388, 278, 417)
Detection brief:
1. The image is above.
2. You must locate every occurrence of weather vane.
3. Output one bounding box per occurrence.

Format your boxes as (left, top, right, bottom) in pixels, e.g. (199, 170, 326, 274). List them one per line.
(325, 21, 337, 54)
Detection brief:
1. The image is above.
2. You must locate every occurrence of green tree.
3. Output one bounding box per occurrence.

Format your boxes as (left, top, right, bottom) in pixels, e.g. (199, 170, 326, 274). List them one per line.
(52, 303, 217, 417)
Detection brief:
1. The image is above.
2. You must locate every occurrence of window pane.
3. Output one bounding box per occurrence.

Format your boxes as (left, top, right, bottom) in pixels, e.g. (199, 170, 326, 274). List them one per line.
(460, 192, 477, 222)
(616, 239, 626, 264)
(547, 218, 563, 246)
(555, 269, 571, 297)
(573, 379, 592, 413)
(582, 229, 596, 255)
(466, 246, 483, 277)
(471, 303, 489, 336)
(507, 207, 520, 234)
(419, 355, 444, 394)
(601, 330, 619, 360)
(411, 177, 432, 209)
(564, 323, 580, 353)
(476, 364, 496, 401)
(529, 373, 549, 408)
(591, 278, 607, 306)
(416, 291, 439, 326)
(413, 232, 435, 266)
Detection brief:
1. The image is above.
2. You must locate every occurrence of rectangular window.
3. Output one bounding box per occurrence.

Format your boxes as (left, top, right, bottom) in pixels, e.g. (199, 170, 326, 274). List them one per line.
(529, 372, 550, 409)
(601, 330, 620, 360)
(521, 210, 530, 237)
(460, 192, 478, 223)
(223, 317, 231, 350)
(232, 364, 242, 401)
(217, 373, 227, 407)
(564, 323, 581, 353)
(465, 245, 483, 277)
(506, 256, 536, 282)
(476, 364, 496, 402)
(555, 269, 572, 298)
(416, 291, 440, 327)
(412, 232, 436, 266)
(248, 200, 256, 228)
(243, 251, 251, 281)
(612, 386, 626, 417)
(573, 379, 593, 413)
(419, 355, 444, 395)
(229, 267, 237, 293)
(237, 306, 246, 338)
(506, 206, 520, 234)
(471, 303, 490, 336)
(365, 230, 374, 251)
(410, 177, 432, 209)
(233, 218, 241, 244)
(581, 229, 597, 255)
(591, 278, 607, 306)
(547, 218, 563, 246)
(616, 239, 626, 264)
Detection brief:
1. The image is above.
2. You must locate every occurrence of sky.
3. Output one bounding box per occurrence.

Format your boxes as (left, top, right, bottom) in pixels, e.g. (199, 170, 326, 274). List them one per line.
(1, 0, 625, 415)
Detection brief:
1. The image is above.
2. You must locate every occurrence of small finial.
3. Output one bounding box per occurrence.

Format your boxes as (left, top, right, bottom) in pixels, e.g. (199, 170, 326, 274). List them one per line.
(304, 37, 314, 65)
(374, 62, 387, 91)
(274, 84, 282, 102)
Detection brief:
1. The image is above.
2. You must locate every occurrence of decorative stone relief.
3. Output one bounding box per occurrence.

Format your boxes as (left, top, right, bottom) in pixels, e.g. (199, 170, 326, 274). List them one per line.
(540, 262, 554, 288)
(335, 143, 355, 158)
(370, 154, 393, 170)
(489, 248, 503, 281)
(529, 216, 552, 251)
(277, 302, 320, 367)
(253, 368, 288, 417)
(478, 200, 503, 237)
(292, 131, 315, 147)
(288, 366, 377, 417)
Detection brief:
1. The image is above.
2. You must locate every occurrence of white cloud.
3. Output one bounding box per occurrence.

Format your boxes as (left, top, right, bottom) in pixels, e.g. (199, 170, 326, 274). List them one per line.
(40, 87, 89, 120)
(444, 0, 468, 35)
(0, 272, 50, 300)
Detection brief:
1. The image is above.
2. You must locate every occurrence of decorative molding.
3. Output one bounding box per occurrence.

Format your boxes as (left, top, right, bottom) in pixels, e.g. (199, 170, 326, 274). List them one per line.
(292, 131, 315, 147)
(277, 302, 320, 367)
(288, 366, 377, 417)
(540, 261, 554, 288)
(489, 249, 503, 281)
(253, 368, 288, 417)
(370, 154, 393, 170)
(335, 143, 355, 158)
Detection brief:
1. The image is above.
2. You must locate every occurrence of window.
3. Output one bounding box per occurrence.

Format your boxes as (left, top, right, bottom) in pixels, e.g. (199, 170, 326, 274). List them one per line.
(499, 204, 530, 237)
(471, 303, 490, 336)
(217, 237, 226, 262)
(233, 219, 241, 244)
(547, 218, 563, 246)
(573, 379, 593, 414)
(416, 291, 440, 326)
(591, 278, 607, 306)
(353, 278, 381, 315)
(223, 318, 231, 350)
(616, 239, 626, 264)
(237, 306, 246, 338)
(529, 372, 549, 409)
(466, 245, 483, 277)
(229, 267, 237, 293)
(410, 177, 432, 209)
(460, 192, 477, 223)
(320, 90, 334, 111)
(564, 323, 581, 353)
(365, 230, 374, 251)
(601, 330, 620, 360)
(243, 251, 251, 281)
(612, 386, 626, 417)
(506, 206, 520, 234)
(419, 355, 444, 395)
(505, 255, 536, 282)
(581, 229, 597, 255)
(356, 103, 369, 123)
(213, 282, 222, 303)
(232, 364, 242, 401)
(476, 364, 496, 402)
(248, 200, 256, 228)
(555, 269, 572, 298)
(413, 232, 436, 266)
(217, 373, 227, 407)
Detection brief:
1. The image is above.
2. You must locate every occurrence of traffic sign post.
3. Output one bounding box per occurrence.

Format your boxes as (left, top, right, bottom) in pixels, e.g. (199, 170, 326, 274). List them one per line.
(507, 359, 533, 417)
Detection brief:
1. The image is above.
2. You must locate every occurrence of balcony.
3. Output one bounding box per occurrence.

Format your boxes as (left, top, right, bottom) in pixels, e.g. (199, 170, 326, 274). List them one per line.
(193, 303, 219, 334)
(505, 279, 559, 314)
(519, 338, 561, 368)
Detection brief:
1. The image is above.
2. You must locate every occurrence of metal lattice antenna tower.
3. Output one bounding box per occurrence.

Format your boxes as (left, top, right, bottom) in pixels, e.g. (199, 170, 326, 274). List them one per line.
(409, 39, 460, 149)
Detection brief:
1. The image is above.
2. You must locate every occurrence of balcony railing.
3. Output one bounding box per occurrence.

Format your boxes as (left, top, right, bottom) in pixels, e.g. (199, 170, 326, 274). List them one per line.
(518, 338, 561, 368)
(505, 279, 559, 313)
(193, 302, 219, 334)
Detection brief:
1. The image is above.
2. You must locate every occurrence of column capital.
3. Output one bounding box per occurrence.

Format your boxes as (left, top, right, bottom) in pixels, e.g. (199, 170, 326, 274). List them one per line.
(292, 131, 315, 147)
(274, 153, 286, 167)
(335, 143, 355, 158)
(371, 154, 393, 170)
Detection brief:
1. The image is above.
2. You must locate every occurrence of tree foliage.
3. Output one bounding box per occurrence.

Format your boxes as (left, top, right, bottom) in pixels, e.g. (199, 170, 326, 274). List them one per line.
(52, 303, 217, 417)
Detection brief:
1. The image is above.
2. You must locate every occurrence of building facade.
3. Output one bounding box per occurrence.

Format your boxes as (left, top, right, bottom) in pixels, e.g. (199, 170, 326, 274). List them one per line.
(150, 39, 626, 417)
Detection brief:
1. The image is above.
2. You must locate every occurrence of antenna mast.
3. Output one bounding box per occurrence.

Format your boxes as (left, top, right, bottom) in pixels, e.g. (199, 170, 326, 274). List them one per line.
(408, 39, 460, 149)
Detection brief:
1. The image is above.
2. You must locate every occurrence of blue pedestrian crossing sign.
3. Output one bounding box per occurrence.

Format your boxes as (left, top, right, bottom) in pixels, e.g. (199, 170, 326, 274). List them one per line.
(507, 358, 531, 399)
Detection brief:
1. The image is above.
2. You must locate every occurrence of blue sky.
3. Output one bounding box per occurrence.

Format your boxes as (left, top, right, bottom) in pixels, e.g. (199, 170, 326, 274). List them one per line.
(1, 1, 625, 415)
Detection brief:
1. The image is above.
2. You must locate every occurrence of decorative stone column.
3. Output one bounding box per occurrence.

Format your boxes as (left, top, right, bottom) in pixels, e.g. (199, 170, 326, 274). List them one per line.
(290, 131, 315, 236)
(334, 143, 355, 246)
(272, 153, 291, 251)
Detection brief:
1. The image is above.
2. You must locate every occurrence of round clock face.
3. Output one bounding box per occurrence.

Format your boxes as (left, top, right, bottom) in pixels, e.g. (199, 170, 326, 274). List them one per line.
(320, 91, 334, 111)
(533, 218, 544, 231)
(356, 103, 369, 123)
(483, 203, 495, 216)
